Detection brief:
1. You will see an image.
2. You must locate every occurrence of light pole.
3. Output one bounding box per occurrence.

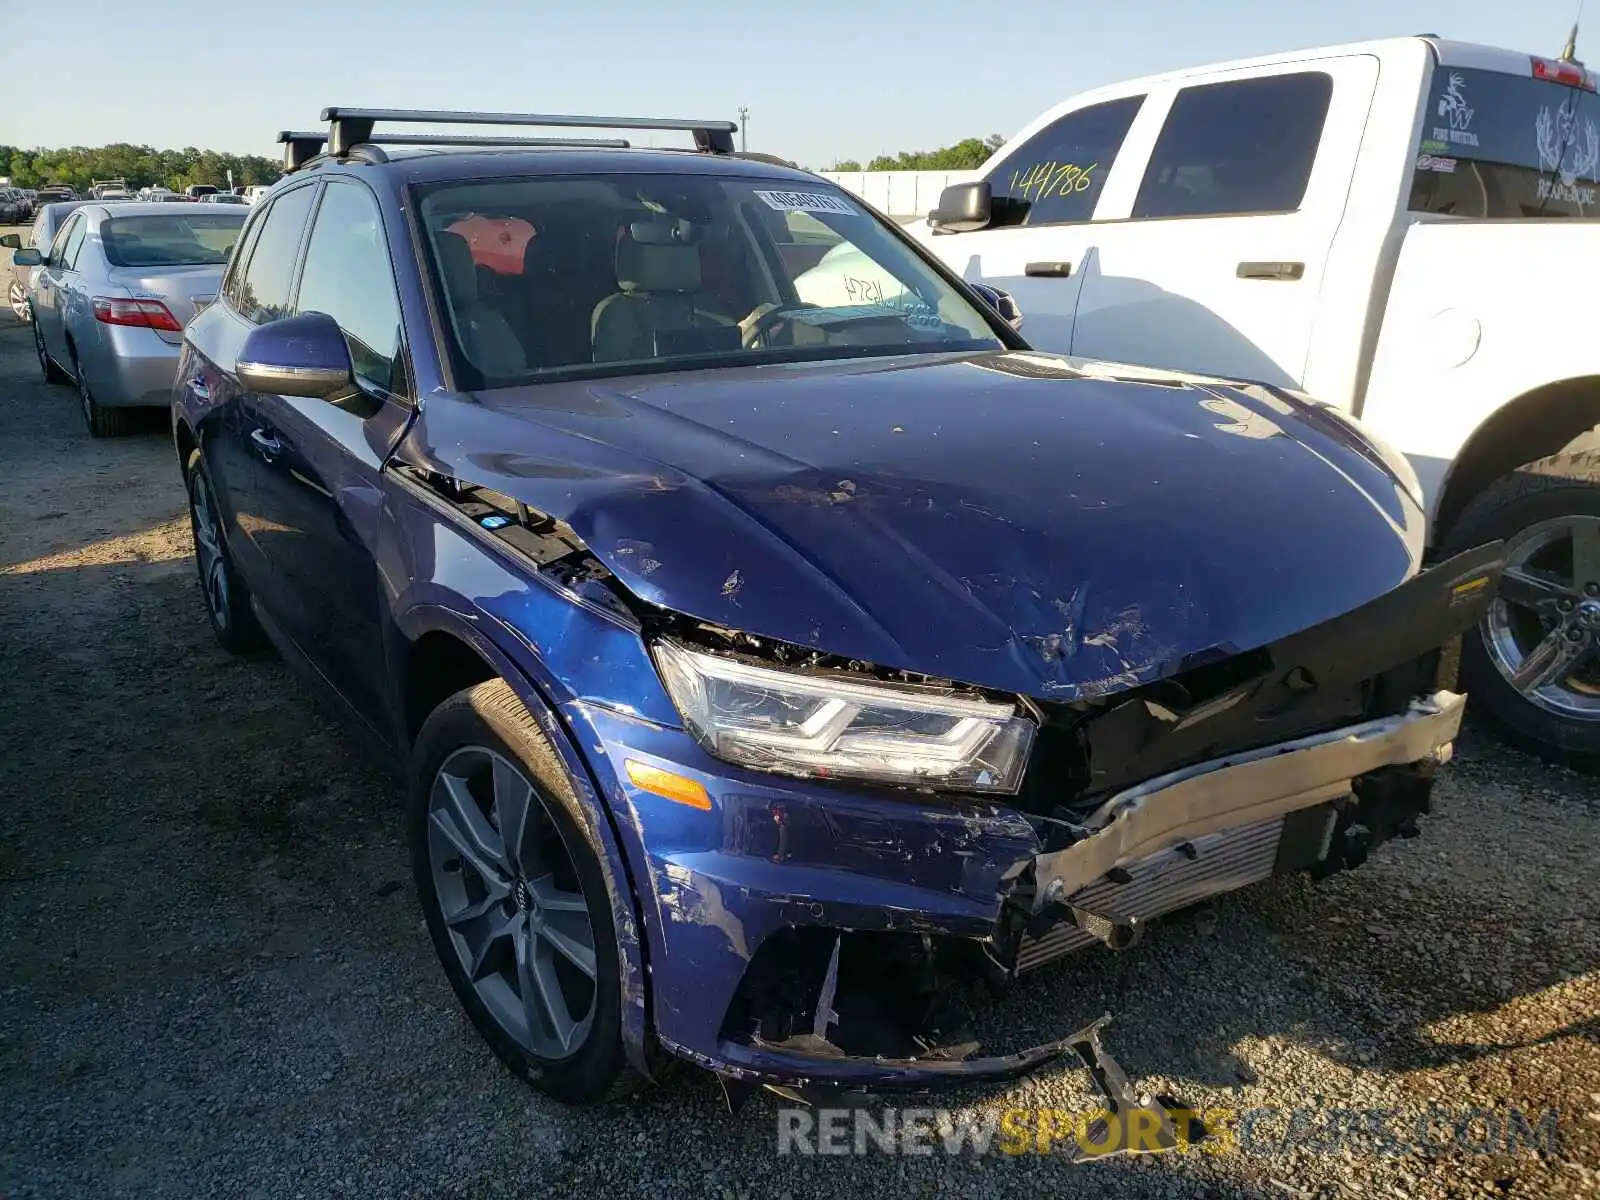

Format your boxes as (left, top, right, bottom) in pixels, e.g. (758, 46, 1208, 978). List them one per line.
(737, 106, 749, 152)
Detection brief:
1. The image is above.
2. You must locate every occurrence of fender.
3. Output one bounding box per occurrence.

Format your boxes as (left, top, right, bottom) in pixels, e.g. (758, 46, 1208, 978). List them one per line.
(391, 599, 657, 1079)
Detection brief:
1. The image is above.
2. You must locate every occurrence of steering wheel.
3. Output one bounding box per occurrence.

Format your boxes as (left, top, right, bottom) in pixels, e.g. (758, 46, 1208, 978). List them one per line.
(740, 302, 819, 349)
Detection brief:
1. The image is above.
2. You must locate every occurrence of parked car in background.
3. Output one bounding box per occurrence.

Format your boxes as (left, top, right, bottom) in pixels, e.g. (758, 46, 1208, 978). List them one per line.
(172, 107, 1499, 1106)
(185, 184, 219, 200)
(908, 35, 1600, 769)
(201, 193, 249, 205)
(1, 200, 91, 319)
(243, 185, 273, 204)
(0, 188, 29, 223)
(35, 186, 76, 204)
(15, 201, 246, 435)
(88, 178, 131, 200)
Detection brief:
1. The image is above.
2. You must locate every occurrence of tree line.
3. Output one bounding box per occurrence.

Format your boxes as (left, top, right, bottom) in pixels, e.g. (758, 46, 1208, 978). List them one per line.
(829, 134, 1005, 173)
(0, 144, 282, 193)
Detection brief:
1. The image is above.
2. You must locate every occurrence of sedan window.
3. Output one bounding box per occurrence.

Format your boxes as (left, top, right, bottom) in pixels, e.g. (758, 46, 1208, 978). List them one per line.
(56, 215, 88, 271)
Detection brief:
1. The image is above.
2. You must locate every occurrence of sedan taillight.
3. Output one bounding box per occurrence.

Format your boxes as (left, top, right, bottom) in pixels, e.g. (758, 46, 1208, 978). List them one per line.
(92, 296, 183, 332)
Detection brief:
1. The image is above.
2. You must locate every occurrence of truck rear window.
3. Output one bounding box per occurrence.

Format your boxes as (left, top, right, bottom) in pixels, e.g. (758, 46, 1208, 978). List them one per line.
(1410, 66, 1599, 218)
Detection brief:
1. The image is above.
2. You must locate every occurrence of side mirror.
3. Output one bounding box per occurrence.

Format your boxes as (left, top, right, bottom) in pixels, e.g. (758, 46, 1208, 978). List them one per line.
(0, 234, 20, 249)
(928, 181, 992, 233)
(12, 248, 42, 267)
(969, 282, 1024, 332)
(236, 311, 353, 398)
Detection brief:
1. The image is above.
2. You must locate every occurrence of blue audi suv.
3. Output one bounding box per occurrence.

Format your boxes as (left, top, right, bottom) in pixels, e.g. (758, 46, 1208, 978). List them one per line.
(172, 107, 1501, 1108)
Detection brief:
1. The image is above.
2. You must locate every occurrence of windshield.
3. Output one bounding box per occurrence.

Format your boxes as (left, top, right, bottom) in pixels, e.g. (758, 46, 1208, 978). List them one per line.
(102, 213, 246, 268)
(417, 172, 1003, 387)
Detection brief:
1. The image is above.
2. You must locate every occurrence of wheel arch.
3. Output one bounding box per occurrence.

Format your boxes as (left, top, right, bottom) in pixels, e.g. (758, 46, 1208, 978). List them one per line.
(392, 606, 658, 1078)
(1433, 376, 1600, 546)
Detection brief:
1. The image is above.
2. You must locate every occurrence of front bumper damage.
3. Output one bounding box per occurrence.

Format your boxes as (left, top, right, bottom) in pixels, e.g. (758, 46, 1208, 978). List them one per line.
(605, 545, 1500, 1108)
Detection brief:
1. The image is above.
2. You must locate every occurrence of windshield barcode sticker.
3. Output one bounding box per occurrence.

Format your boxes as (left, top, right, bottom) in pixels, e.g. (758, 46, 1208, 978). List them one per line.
(754, 189, 857, 216)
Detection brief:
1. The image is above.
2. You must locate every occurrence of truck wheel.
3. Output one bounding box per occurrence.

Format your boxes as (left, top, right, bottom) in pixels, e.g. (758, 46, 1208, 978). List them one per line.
(1443, 445, 1600, 771)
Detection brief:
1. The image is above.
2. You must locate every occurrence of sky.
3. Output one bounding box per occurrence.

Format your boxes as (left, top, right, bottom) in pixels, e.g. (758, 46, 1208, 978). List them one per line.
(0, 0, 1587, 168)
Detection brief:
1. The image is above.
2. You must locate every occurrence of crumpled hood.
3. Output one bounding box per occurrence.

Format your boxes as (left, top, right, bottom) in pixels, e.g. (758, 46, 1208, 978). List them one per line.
(401, 350, 1426, 700)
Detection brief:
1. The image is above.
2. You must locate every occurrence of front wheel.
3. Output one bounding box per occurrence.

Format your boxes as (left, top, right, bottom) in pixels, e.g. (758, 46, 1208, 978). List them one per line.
(409, 679, 631, 1103)
(1443, 444, 1600, 770)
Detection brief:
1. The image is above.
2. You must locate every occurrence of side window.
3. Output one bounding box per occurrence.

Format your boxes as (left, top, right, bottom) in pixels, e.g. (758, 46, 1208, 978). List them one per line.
(1133, 73, 1333, 219)
(294, 181, 405, 395)
(222, 211, 267, 310)
(56, 215, 88, 270)
(235, 184, 317, 324)
(27, 211, 47, 249)
(982, 96, 1145, 226)
(1410, 68, 1599, 218)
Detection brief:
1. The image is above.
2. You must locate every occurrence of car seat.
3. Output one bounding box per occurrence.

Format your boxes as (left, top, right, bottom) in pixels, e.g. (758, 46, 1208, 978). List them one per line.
(434, 230, 527, 377)
(590, 224, 737, 363)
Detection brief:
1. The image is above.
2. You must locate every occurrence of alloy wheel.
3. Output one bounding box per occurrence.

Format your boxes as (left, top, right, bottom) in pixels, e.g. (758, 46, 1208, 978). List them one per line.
(426, 745, 598, 1060)
(189, 472, 230, 630)
(1483, 515, 1600, 720)
(10, 281, 29, 323)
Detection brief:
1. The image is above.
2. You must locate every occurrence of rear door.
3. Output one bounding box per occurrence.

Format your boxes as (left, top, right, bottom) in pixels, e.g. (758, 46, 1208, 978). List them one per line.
(1071, 56, 1380, 386)
(912, 93, 1148, 349)
(35, 212, 86, 362)
(237, 178, 413, 735)
(183, 183, 319, 592)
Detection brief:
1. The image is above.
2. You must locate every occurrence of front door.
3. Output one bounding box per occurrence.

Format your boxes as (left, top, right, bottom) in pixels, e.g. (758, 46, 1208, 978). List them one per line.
(1070, 57, 1381, 387)
(35, 212, 86, 363)
(910, 92, 1150, 353)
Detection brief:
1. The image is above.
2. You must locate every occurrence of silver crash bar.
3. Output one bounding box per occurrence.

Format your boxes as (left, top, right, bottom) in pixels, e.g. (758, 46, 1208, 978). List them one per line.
(1032, 691, 1466, 908)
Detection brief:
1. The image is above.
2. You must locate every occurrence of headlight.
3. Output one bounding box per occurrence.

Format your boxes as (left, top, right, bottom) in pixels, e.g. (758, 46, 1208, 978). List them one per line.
(652, 639, 1035, 793)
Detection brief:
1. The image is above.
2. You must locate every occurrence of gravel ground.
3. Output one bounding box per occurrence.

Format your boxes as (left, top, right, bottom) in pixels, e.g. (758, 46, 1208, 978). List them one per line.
(0, 232, 1597, 1198)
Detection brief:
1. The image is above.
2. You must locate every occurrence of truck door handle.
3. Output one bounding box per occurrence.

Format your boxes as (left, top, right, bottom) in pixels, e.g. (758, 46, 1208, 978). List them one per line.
(1236, 261, 1305, 281)
(1024, 261, 1073, 277)
(249, 428, 282, 458)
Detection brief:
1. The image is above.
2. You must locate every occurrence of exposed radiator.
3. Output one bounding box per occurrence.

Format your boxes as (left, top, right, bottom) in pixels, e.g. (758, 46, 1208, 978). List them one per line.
(1015, 816, 1289, 973)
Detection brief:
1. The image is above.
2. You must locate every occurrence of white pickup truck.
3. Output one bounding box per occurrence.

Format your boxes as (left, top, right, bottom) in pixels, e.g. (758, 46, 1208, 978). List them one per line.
(867, 34, 1600, 769)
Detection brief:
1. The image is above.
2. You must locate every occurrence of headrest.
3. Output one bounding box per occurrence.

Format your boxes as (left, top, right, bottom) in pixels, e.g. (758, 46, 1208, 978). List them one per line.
(615, 238, 701, 294)
(434, 230, 477, 307)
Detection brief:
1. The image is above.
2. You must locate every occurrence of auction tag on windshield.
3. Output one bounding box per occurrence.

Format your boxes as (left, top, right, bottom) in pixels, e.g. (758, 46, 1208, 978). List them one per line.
(753, 189, 857, 216)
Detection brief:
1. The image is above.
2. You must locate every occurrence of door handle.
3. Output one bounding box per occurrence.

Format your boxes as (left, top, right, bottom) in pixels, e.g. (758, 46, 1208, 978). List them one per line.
(1236, 261, 1305, 281)
(249, 428, 282, 457)
(1024, 261, 1073, 278)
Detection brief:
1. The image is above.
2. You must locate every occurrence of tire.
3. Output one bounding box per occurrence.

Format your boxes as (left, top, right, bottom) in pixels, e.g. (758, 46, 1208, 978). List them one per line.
(34, 321, 66, 384)
(73, 350, 138, 438)
(185, 451, 266, 655)
(1441, 444, 1600, 771)
(409, 678, 632, 1103)
(11, 279, 31, 323)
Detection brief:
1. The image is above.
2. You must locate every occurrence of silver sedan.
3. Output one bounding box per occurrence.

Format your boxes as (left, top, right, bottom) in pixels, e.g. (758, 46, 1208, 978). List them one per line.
(14, 202, 246, 437)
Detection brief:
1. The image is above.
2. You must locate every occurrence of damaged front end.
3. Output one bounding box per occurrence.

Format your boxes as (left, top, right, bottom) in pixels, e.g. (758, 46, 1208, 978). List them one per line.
(388, 425, 1500, 1104)
(651, 543, 1500, 1100)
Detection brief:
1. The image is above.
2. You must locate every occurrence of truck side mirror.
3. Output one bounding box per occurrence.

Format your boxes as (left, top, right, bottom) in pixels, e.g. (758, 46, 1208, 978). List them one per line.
(929, 182, 992, 233)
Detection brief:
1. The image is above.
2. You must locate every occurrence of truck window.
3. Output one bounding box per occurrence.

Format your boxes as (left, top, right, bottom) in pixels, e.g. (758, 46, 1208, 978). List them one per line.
(1410, 67, 1599, 218)
(980, 95, 1145, 226)
(1133, 72, 1333, 218)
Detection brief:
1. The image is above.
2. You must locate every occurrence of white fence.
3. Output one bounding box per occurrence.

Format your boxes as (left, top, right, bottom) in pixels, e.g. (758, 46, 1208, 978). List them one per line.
(819, 170, 976, 221)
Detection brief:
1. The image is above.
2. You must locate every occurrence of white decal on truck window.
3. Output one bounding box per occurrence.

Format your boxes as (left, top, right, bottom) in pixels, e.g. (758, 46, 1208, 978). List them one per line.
(1431, 72, 1480, 148)
(1535, 96, 1600, 208)
(754, 190, 858, 216)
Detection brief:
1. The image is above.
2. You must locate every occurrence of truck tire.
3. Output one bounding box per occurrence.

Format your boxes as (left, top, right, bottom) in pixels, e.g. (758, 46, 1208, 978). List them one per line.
(1441, 443, 1600, 771)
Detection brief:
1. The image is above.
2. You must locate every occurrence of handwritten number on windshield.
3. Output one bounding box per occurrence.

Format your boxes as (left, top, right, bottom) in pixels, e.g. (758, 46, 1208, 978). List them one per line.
(1007, 160, 1097, 202)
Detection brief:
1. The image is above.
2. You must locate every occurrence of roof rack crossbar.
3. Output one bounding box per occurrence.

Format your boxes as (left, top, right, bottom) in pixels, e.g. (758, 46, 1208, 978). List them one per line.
(319, 106, 737, 155)
(278, 130, 328, 171)
(359, 133, 631, 149)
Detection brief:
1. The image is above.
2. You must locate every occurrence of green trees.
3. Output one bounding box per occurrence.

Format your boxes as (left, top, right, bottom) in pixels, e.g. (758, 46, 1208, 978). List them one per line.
(0, 144, 281, 192)
(829, 134, 1005, 172)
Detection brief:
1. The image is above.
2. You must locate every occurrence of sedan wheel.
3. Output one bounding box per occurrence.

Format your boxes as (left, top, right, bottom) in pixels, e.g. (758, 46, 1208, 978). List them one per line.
(10, 280, 30, 323)
(410, 679, 628, 1102)
(34, 321, 65, 385)
(74, 355, 135, 438)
